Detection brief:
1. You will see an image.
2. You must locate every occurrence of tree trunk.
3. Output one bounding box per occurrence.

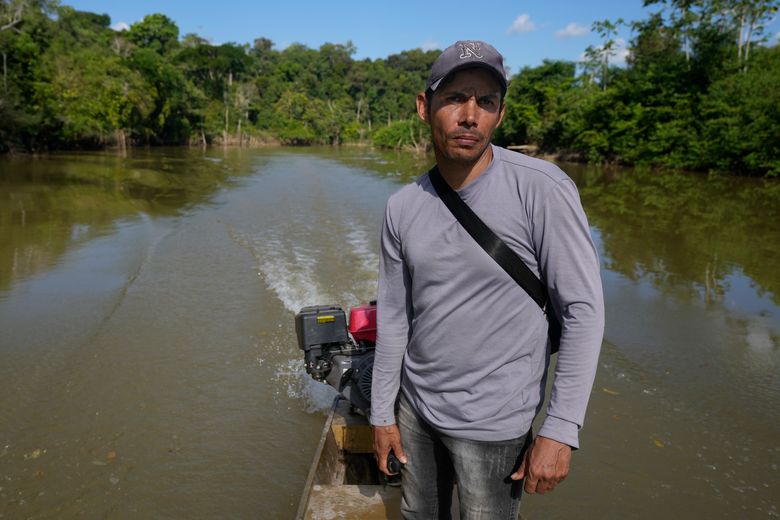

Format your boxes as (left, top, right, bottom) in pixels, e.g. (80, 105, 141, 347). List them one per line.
(224, 72, 232, 145)
(2, 51, 6, 94)
(737, 10, 745, 65)
(743, 4, 763, 72)
(116, 129, 128, 152)
(224, 99, 229, 145)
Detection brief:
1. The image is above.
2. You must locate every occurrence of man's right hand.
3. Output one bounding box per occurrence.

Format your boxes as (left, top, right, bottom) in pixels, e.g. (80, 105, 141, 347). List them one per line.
(373, 424, 408, 475)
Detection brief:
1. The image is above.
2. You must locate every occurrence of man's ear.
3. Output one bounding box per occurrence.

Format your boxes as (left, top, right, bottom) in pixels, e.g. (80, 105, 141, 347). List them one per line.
(497, 102, 506, 127)
(416, 92, 429, 123)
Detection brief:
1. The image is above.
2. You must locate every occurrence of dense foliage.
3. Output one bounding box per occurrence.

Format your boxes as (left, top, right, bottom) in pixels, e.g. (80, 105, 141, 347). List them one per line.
(494, 0, 780, 176)
(0, 0, 438, 151)
(1, 0, 778, 175)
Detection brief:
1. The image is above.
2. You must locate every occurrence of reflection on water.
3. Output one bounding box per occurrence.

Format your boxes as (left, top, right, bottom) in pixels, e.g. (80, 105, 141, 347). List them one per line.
(574, 166, 780, 307)
(533, 164, 780, 519)
(0, 148, 778, 519)
(0, 149, 257, 291)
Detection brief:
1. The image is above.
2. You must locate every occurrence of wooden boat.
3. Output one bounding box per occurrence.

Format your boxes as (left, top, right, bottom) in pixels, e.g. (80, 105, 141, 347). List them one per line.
(296, 396, 401, 519)
(297, 395, 530, 519)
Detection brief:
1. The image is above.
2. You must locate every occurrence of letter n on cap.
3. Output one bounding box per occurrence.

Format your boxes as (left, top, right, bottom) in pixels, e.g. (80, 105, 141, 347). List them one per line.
(458, 42, 483, 60)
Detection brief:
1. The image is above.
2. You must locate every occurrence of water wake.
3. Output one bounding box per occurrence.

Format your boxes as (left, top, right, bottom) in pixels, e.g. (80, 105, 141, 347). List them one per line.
(229, 217, 379, 413)
(341, 220, 380, 308)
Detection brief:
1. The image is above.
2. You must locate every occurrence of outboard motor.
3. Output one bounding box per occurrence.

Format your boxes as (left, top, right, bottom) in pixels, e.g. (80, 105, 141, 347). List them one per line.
(295, 302, 377, 415)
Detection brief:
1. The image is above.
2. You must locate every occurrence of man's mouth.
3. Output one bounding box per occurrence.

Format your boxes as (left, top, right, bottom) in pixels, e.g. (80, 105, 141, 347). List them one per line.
(450, 133, 482, 146)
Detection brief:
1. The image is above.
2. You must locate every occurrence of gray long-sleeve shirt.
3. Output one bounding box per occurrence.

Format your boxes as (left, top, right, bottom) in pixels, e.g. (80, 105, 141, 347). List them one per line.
(369, 145, 604, 448)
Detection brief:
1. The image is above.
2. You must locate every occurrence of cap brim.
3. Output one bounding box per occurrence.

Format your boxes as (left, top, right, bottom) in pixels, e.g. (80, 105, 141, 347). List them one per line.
(428, 62, 507, 92)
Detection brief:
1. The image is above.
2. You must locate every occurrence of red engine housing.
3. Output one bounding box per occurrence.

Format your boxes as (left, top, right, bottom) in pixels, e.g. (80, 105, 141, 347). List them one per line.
(349, 303, 377, 343)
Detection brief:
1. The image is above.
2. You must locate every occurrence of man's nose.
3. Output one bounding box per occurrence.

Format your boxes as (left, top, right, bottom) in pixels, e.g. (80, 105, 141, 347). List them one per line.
(459, 97, 478, 126)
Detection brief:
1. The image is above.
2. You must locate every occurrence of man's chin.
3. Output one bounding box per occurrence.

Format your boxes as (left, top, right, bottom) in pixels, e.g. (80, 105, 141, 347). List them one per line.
(442, 143, 489, 163)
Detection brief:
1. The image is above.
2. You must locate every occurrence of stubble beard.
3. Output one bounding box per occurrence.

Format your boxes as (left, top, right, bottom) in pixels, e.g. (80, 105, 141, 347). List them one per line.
(434, 130, 492, 168)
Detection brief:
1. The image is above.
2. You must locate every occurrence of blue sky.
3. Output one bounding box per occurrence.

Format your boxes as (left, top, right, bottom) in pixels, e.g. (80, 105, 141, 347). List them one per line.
(64, 1, 779, 73)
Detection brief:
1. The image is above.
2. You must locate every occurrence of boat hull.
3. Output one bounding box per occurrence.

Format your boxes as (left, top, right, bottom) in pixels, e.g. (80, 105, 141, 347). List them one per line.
(297, 397, 401, 519)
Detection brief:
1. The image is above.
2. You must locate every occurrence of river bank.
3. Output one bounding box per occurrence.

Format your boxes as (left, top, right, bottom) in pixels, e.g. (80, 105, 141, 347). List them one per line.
(5, 140, 778, 179)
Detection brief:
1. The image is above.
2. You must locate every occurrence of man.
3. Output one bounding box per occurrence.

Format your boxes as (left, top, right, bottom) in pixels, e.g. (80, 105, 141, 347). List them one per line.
(370, 40, 604, 519)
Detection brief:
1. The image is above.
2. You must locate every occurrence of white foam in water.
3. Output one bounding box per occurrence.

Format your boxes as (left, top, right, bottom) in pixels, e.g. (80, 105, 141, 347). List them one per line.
(342, 221, 379, 307)
(272, 358, 336, 413)
(230, 221, 379, 414)
(254, 236, 333, 314)
(746, 317, 776, 352)
(229, 228, 339, 412)
(304, 374, 338, 413)
(227, 225, 333, 314)
(346, 224, 380, 276)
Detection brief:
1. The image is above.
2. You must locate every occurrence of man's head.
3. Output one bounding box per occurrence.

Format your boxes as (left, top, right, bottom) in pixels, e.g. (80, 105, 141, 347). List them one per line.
(425, 41, 508, 97)
(417, 41, 508, 166)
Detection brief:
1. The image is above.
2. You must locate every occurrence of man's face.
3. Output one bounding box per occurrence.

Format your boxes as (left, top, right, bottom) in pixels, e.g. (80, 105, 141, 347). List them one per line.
(417, 68, 505, 165)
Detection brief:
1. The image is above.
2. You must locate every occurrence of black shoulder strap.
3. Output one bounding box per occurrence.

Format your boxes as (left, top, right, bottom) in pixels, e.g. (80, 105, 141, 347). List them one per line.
(428, 166, 561, 351)
(429, 166, 548, 308)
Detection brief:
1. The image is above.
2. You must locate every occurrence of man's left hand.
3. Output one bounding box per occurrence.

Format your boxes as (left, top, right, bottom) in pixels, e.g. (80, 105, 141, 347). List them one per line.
(510, 435, 572, 494)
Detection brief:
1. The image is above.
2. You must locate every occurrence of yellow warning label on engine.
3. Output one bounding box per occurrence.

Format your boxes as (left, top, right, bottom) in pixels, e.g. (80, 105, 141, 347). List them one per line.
(317, 315, 336, 324)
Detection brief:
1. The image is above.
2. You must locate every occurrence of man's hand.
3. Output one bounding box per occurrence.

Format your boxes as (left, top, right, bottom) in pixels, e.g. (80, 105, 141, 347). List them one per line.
(511, 435, 572, 494)
(373, 424, 408, 476)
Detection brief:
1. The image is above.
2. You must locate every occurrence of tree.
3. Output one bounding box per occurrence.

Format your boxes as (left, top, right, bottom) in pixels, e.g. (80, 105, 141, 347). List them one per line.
(272, 90, 317, 144)
(730, 0, 779, 70)
(494, 60, 578, 149)
(588, 18, 624, 90)
(127, 14, 179, 55)
(700, 45, 780, 174)
(127, 46, 194, 144)
(644, 0, 780, 71)
(45, 48, 152, 147)
(1, 0, 778, 175)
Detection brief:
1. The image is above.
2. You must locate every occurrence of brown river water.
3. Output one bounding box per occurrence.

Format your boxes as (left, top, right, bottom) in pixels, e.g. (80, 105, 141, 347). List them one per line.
(0, 147, 778, 519)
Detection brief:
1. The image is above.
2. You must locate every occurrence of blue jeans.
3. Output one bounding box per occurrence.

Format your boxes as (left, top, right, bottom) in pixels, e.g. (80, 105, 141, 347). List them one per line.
(397, 392, 532, 520)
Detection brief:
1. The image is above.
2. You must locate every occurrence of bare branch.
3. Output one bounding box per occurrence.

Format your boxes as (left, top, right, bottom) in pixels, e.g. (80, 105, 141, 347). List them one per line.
(1, 0, 26, 32)
(0, 17, 22, 32)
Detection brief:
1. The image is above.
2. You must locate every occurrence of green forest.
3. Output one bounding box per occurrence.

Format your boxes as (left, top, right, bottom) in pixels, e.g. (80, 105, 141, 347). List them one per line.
(0, 0, 778, 175)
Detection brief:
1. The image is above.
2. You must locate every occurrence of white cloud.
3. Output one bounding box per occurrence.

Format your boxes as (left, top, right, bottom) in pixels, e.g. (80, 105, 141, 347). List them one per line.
(556, 22, 589, 39)
(421, 39, 440, 52)
(613, 38, 630, 65)
(577, 38, 630, 66)
(507, 14, 537, 34)
(111, 21, 130, 32)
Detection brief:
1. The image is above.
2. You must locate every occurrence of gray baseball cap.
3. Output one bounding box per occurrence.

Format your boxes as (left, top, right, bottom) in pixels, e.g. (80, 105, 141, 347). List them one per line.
(426, 40, 509, 93)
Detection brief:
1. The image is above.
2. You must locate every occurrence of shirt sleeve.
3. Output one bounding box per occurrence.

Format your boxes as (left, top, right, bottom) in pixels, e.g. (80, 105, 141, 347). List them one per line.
(533, 179, 605, 449)
(369, 198, 412, 426)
